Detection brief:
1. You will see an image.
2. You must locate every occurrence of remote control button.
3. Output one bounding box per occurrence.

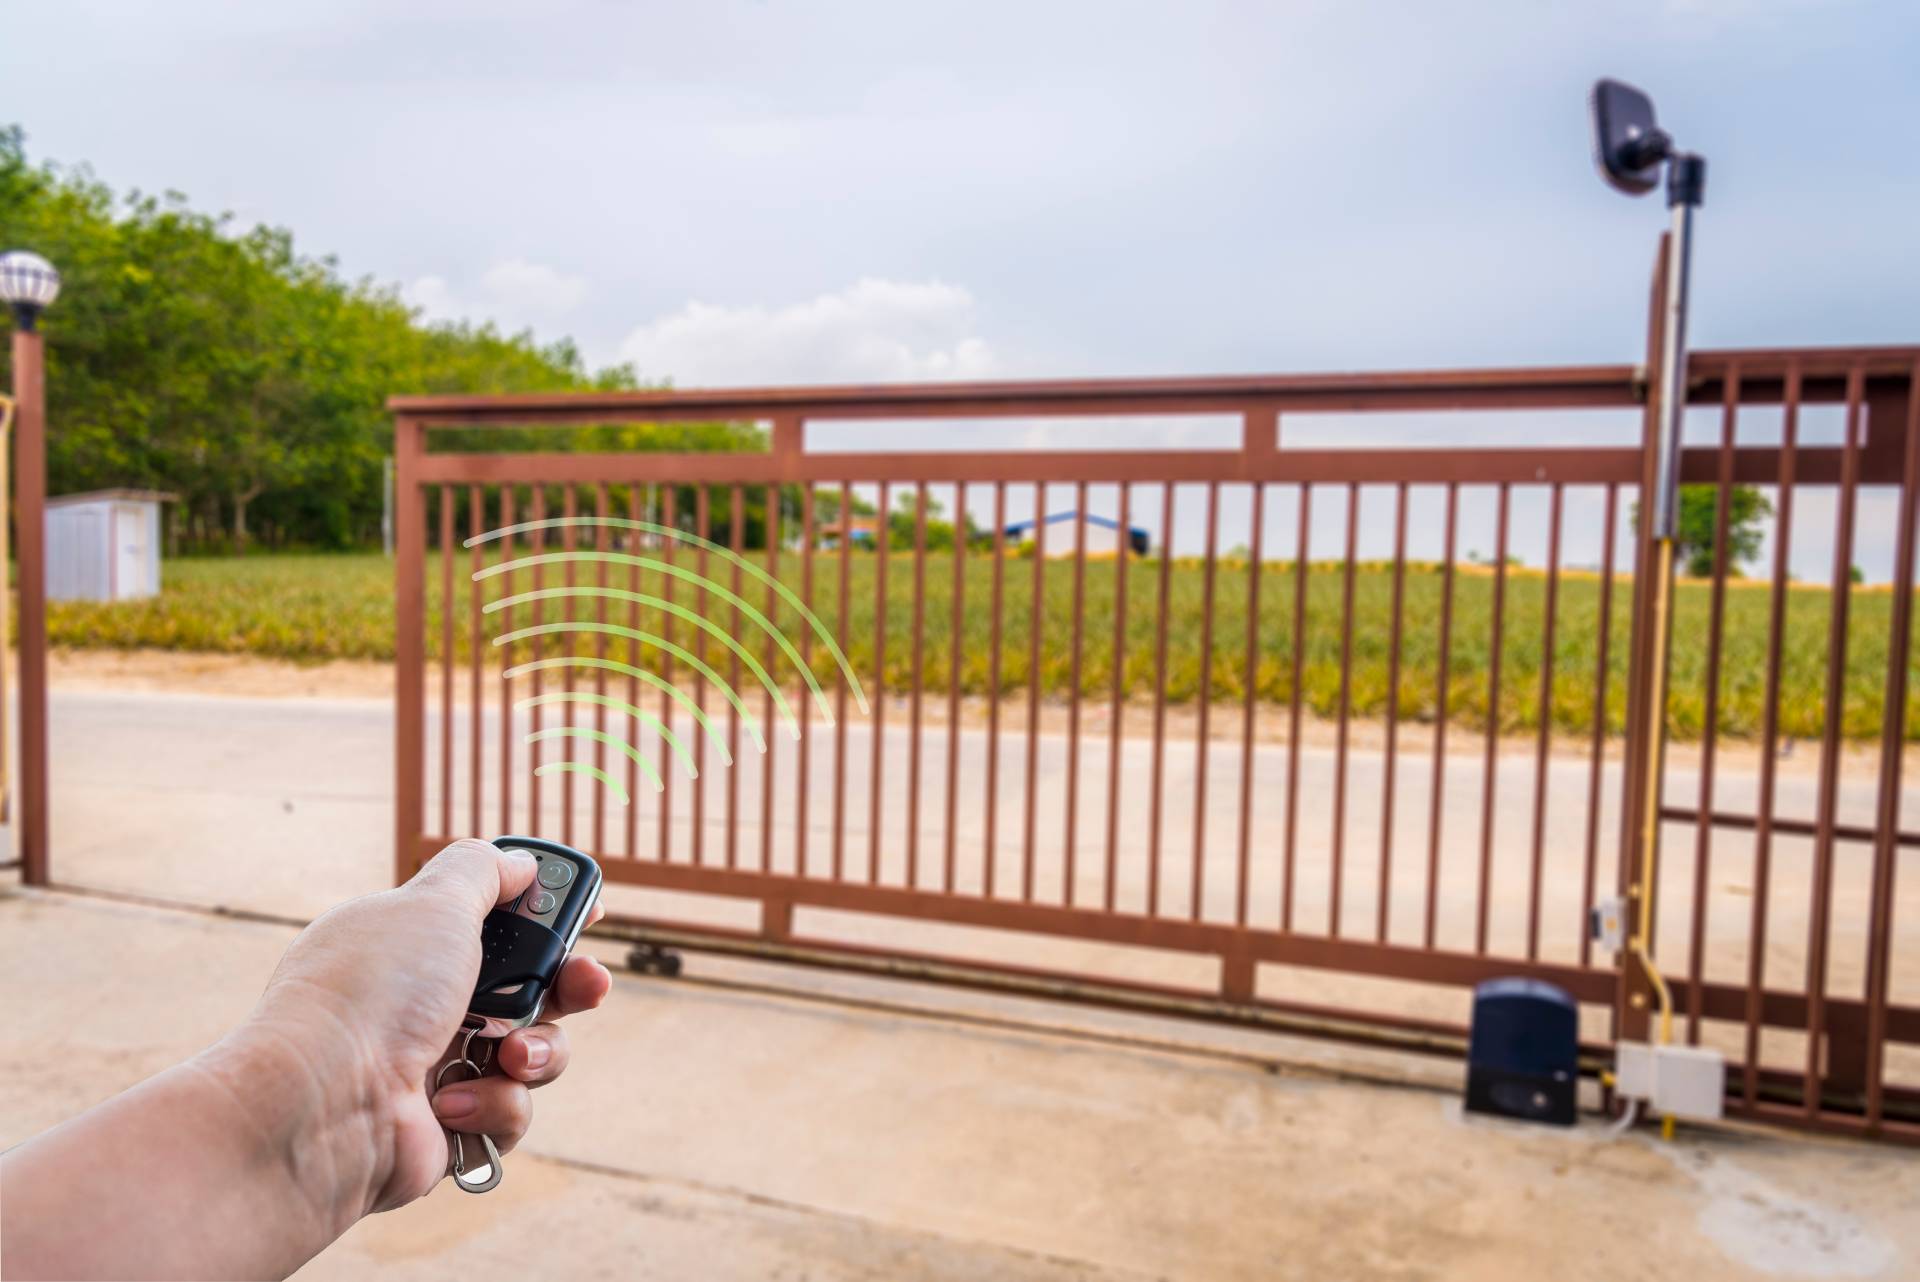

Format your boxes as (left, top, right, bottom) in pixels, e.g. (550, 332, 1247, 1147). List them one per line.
(529, 890, 558, 914)
(537, 860, 574, 889)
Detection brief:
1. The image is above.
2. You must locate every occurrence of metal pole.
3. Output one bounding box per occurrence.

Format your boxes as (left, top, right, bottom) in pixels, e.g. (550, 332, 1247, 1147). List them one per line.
(1628, 159, 1704, 1142)
(0, 391, 12, 828)
(1650, 201, 1695, 540)
(12, 327, 48, 884)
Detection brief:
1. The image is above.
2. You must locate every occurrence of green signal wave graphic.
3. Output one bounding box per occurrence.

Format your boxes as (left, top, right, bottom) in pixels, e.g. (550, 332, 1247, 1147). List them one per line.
(526, 727, 663, 797)
(466, 515, 869, 716)
(516, 690, 700, 780)
(505, 656, 740, 759)
(488, 586, 796, 739)
(495, 620, 778, 746)
(533, 760, 632, 806)
(477, 550, 833, 727)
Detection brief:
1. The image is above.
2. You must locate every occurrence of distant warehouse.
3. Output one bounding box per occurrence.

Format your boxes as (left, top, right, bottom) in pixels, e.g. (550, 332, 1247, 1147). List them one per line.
(1003, 511, 1150, 558)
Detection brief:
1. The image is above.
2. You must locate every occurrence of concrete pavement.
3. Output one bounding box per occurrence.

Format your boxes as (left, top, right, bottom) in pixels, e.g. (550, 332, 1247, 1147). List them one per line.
(6, 886, 1918, 1280)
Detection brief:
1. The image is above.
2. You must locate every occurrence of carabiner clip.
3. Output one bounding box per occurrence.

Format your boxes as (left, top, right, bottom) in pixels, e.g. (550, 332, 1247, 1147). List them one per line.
(438, 1020, 503, 1194)
(449, 1128, 503, 1194)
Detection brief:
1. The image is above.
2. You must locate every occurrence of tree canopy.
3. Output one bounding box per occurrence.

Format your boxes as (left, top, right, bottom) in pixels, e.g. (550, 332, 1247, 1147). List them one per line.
(0, 125, 762, 549)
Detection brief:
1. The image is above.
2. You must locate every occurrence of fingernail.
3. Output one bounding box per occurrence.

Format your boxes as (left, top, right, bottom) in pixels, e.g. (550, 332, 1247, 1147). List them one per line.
(521, 1037, 551, 1070)
(433, 1088, 478, 1119)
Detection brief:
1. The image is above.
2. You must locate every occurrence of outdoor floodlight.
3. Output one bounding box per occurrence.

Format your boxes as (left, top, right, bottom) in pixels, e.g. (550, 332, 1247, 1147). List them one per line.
(0, 250, 62, 330)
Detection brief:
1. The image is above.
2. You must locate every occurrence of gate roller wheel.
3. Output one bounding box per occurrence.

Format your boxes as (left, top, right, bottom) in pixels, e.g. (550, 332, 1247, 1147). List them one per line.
(626, 944, 683, 978)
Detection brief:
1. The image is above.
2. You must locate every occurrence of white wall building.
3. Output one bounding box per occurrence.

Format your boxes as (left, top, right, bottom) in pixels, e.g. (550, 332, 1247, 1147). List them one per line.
(1003, 511, 1150, 558)
(46, 489, 173, 602)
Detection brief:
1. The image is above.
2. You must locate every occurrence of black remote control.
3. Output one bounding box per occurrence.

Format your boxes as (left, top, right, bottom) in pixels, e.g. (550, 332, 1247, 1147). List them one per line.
(467, 836, 603, 1035)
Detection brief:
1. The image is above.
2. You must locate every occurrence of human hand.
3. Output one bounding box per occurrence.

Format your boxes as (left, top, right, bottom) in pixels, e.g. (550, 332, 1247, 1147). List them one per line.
(230, 838, 611, 1217)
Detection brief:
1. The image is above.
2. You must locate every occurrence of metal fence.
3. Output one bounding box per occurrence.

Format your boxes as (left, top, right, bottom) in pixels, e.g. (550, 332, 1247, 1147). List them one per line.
(392, 340, 1919, 1142)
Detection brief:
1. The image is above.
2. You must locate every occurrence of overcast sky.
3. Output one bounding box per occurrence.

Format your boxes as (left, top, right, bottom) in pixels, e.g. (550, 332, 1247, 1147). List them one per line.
(7, 0, 1917, 578)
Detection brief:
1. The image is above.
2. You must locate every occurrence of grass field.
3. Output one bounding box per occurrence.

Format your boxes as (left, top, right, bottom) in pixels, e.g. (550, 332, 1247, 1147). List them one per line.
(45, 549, 1920, 741)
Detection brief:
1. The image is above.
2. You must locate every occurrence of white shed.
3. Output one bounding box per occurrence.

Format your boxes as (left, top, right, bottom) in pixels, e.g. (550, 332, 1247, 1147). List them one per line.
(46, 489, 174, 602)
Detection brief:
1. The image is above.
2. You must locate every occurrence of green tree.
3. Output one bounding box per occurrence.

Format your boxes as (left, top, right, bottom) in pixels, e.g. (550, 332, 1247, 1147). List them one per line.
(1630, 484, 1775, 578)
(1675, 485, 1773, 578)
(0, 124, 760, 550)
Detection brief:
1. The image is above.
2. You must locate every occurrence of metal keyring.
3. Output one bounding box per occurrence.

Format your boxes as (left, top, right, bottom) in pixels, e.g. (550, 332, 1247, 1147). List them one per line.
(439, 1021, 503, 1194)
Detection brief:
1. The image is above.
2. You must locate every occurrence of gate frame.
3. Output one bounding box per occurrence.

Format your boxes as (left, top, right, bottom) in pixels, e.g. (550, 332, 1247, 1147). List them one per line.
(391, 334, 1920, 1142)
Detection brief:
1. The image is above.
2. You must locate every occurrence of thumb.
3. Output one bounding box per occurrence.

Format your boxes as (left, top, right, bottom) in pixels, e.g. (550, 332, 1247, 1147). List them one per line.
(407, 838, 539, 920)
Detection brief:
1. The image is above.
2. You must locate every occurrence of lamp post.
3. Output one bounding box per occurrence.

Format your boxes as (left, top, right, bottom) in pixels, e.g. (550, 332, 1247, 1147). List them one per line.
(1, 249, 60, 885)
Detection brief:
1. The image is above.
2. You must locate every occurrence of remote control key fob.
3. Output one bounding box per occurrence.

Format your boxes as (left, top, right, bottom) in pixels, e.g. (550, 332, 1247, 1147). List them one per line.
(468, 836, 602, 1036)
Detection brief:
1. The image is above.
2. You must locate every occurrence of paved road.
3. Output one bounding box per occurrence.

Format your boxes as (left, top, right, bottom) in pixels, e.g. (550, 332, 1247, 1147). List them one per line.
(6, 887, 1916, 1281)
(16, 686, 1920, 1277)
(46, 686, 1919, 1069)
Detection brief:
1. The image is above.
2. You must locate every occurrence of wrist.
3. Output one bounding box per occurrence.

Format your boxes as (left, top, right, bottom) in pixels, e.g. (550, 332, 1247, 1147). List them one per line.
(195, 1009, 393, 1235)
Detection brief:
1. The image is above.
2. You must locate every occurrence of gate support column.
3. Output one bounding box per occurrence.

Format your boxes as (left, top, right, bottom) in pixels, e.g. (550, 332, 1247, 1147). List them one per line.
(1613, 236, 1671, 1049)
(394, 416, 426, 885)
(12, 326, 49, 886)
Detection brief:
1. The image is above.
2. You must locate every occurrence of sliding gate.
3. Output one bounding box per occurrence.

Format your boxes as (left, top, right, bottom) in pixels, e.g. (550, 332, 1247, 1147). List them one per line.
(393, 345, 1920, 1142)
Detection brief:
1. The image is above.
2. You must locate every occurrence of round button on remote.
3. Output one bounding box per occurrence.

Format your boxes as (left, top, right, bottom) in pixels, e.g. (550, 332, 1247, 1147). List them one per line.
(529, 890, 558, 914)
(537, 859, 574, 890)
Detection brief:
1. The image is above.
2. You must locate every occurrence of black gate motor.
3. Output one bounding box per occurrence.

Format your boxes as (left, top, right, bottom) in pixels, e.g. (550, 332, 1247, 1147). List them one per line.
(1464, 978, 1579, 1126)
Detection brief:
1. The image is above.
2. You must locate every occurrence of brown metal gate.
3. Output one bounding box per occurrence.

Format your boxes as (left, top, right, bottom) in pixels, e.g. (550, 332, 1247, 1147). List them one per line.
(392, 345, 1919, 1142)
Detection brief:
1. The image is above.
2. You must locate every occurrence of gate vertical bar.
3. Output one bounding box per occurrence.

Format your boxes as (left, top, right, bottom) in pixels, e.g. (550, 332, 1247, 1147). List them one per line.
(1147, 485, 1175, 915)
(796, 484, 816, 878)
(984, 483, 1006, 896)
(497, 487, 515, 837)
(592, 485, 610, 855)
(1578, 486, 1618, 969)
(1378, 482, 1409, 942)
(727, 484, 745, 870)
(394, 416, 426, 881)
(1237, 482, 1267, 928)
(1476, 483, 1510, 954)
(1685, 367, 1740, 1040)
(439, 488, 454, 839)
(560, 488, 577, 846)
(907, 483, 929, 887)
(870, 480, 891, 883)
(1863, 362, 1920, 1130)
(1330, 484, 1359, 936)
(1282, 485, 1311, 930)
(1802, 365, 1865, 1117)
(943, 482, 967, 893)
(1742, 363, 1800, 1104)
(1191, 481, 1220, 921)
(1065, 480, 1090, 908)
(468, 485, 483, 837)
(1526, 483, 1563, 961)
(1425, 483, 1458, 949)
(1021, 484, 1046, 901)
(1103, 484, 1131, 912)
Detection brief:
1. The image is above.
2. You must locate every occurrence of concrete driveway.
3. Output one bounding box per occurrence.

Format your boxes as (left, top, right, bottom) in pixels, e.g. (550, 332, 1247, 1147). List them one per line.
(6, 682, 1917, 1278)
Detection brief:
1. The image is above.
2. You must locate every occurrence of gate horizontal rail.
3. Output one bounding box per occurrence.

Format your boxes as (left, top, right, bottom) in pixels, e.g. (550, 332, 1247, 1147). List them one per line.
(393, 343, 1920, 1143)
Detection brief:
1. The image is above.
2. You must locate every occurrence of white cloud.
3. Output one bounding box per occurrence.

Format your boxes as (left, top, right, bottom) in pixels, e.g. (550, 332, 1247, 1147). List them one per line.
(615, 278, 996, 388)
(405, 258, 588, 329)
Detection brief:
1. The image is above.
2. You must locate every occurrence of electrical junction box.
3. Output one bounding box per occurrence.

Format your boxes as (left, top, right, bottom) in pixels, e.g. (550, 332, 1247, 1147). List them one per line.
(1589, 897, 1626, 953)
(1614, 1042, 1725, 1121)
